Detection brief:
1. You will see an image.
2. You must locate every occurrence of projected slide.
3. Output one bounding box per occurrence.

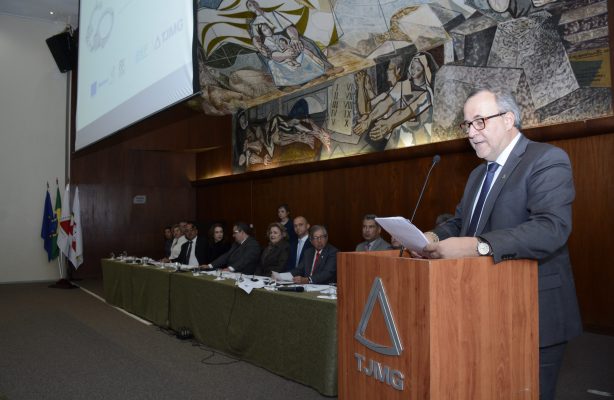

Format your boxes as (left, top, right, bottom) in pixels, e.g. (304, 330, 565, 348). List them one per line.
(75, 0, 197, 150)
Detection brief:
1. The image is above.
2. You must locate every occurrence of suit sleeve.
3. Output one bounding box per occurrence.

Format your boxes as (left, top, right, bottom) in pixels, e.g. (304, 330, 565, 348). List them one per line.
(229, 239, 261, 274)
(210, 243, 235, 268)
(171, 241, 189, 264)
(311, 247, 338, 284)
(481, 146, 574, 263)
(291, 249, 309, 277)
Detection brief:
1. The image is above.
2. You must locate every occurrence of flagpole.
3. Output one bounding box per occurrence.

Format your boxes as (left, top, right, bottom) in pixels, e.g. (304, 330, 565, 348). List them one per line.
(56, 253, 63, 279)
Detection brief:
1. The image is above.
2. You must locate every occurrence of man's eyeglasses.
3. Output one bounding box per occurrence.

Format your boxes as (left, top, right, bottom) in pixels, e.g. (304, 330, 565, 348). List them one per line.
(459, 112, 506, 134)
(311, 235, 328, 241)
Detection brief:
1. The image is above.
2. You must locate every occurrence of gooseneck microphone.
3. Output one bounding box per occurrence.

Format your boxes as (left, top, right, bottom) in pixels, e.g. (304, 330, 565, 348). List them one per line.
(410, 154, 441, 223)
(400, 154, 441, 258)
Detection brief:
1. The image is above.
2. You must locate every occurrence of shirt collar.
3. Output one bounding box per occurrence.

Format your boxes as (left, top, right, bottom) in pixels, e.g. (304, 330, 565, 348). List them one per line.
(494, 132, 521, 167)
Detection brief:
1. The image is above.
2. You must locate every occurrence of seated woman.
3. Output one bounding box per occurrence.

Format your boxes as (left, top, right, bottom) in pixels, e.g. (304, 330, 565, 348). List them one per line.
(205, 223, 230, 264)
(258, 222, 290, 276)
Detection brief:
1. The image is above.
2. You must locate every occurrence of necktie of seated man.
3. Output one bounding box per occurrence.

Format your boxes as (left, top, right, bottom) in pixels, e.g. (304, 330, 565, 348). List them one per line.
(185, 241, 193, 261)
(467, 162, 499, 236)
(310, 250, 321, 276)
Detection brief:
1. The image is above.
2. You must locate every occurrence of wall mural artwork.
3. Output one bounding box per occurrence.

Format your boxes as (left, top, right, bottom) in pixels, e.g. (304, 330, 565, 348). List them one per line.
(195, 0, 612, 173)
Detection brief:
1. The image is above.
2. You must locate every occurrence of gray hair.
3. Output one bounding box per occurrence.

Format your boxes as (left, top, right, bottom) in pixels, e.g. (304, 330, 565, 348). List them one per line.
(467, 87, 522, 129)
(309, 225, 328, 239)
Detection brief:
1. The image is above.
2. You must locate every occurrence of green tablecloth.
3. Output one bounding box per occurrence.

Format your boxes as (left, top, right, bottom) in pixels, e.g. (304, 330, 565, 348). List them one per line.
(101, 259, 171, 327)
(169, 273, 338, 396)
(101, 260, 338, 396)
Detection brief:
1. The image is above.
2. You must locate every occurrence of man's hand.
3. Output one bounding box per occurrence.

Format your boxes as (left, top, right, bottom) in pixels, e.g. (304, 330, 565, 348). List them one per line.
(421, 237, 480, 259)
(293, 276, 309, 284)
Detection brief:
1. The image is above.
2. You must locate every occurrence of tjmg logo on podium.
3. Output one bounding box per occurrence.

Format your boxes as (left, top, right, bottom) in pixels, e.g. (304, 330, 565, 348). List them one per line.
(354, 277, 405, 391)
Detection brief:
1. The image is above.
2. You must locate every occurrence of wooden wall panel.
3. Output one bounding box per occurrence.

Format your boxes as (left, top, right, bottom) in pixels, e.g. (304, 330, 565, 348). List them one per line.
(195, 180, 252, 235)
(70, 104, 200, 278)
(194, 132, 614, 332)
(554, 134, 614, 332)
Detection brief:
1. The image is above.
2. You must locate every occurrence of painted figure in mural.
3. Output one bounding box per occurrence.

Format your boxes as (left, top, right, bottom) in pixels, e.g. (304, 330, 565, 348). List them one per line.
(237, 99, 332, 169)
(265, 99, 332, 153)
(255, 24, 301, 68)
(236, 110, 270, 168)
(252, 22, 329, 87)
(246, 0, 337, 87)
(353, 52, 438, 148)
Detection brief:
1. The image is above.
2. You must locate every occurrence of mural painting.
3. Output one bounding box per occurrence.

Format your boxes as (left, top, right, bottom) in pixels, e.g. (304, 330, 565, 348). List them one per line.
(196, 0, 612, 173)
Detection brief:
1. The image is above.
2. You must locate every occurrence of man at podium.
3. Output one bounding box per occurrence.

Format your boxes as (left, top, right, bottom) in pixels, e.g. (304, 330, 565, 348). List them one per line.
(418, 87, 582, 400)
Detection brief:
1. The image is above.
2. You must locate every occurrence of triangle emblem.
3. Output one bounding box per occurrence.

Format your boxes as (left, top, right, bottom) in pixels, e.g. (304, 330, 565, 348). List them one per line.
(354, 277, 403, 356)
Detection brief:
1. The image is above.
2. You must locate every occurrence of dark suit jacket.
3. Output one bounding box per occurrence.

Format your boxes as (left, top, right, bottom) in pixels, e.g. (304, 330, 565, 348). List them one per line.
(172, 236, 208, 265)
(291, 243, 338, 284)
(210, 236, 261, 274)
(204, 240, 231, 264)
(258, 239, 290, 276)
(284, 236, 313, 272)
(432, 134, 582, 347)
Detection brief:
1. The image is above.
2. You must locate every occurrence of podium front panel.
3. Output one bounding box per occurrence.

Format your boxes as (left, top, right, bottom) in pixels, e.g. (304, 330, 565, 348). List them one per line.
(337, 252, 538, 400)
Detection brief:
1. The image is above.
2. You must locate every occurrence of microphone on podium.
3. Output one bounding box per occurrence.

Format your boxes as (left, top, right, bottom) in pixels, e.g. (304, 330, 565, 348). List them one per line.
(410, 154, 441, 223)
(400, 154, 441, 257)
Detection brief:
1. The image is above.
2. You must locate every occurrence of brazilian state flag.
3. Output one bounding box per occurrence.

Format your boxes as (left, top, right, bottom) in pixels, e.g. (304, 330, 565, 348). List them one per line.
(40, 189, 58, 261)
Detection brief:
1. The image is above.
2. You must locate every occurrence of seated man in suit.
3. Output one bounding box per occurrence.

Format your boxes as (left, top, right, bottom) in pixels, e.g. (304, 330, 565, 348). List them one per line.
(284, 215, 312, 272)
(171, 222, 207, 266)
(355, 214, 391, 251)
(206, 222, 261, 274)
(291, 225, 338, 284)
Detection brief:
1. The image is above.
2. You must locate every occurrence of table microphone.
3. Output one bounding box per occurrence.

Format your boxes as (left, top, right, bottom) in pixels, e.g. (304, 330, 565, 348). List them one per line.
(277, 286, 305, 292)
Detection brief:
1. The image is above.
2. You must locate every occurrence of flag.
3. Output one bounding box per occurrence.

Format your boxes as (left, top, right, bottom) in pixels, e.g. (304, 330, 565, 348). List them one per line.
(57, 184, 72, 257)
(68, 187, 83, 269)
(51, 186, 62, 260)
(40, 189, 58, 261)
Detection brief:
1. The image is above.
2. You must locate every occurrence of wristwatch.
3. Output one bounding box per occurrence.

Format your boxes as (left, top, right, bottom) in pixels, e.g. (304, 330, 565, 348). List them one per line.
(476, 237, 492, 256)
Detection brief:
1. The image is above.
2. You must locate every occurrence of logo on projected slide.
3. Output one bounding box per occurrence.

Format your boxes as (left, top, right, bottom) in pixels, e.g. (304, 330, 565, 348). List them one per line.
(355, 277, 403, 356)
(85, 3, 115, 52)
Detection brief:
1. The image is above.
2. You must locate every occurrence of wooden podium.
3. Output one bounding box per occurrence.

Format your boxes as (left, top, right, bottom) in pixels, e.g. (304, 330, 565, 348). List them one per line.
(337, 251, 538, 399)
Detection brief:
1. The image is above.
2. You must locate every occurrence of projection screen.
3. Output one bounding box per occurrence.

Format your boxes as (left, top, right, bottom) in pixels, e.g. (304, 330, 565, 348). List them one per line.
(75, 0, 199, 150)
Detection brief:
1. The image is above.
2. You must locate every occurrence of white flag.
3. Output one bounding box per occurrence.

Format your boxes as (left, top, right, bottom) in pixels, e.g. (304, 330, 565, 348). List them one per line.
(56, 184, 72, 257)
(68, 187, 83, 269)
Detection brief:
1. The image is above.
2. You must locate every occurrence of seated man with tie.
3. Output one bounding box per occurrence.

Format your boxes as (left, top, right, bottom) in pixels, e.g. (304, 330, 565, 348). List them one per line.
(284, 216, 312, 272)
(206, 222, 261, 274)
(171, 222, 207, 266)
(291, 225, 338, 284)
(355, 214, 391, 252)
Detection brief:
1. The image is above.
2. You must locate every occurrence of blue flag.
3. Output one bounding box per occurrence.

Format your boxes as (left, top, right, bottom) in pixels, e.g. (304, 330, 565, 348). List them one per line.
(41, 190, 58, 261)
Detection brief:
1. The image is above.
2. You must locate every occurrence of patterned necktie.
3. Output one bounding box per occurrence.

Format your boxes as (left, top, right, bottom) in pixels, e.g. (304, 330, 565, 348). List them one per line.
(467, 162, 499, 236)
(310, 250, 321, 276)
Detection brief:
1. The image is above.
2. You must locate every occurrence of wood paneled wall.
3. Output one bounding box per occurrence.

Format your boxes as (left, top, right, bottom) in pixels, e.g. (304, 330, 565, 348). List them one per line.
(69, 103, 226, 278)
(193, 129, 614, 333)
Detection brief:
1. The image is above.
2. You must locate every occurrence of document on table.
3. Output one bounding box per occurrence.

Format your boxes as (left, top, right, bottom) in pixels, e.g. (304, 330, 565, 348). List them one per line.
(271, 271, 294, 283)
(375, 216, 429, 253)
